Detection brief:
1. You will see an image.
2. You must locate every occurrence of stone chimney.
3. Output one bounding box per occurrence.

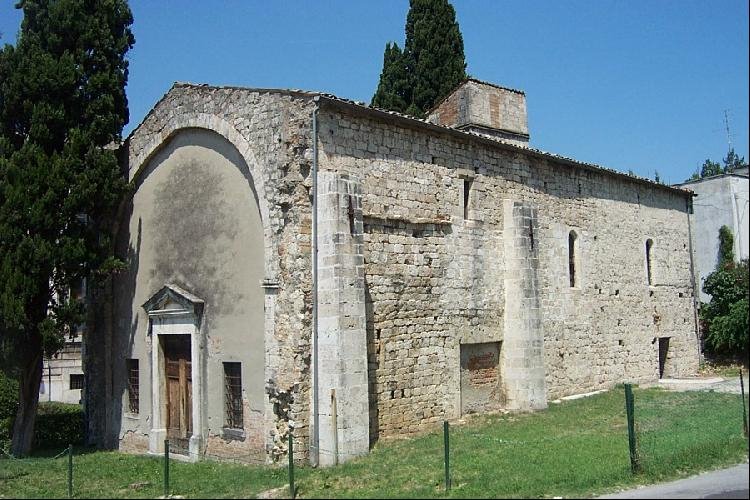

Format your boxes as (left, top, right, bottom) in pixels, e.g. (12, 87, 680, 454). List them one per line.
(427, 79, 529, 146)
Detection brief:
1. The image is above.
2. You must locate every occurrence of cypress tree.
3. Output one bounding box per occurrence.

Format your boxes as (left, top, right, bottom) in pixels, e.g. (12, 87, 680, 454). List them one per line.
(0, 0, 134, 456)
(403, 0, 467, 117)
(371, 0, 467, 118)
(371, 42, 409, 113)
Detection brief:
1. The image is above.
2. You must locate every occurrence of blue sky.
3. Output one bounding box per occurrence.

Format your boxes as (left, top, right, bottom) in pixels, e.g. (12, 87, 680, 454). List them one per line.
(2, 1, 748, 184)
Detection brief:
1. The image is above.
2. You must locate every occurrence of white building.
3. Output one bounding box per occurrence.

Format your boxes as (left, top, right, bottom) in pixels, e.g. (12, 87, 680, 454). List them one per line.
(39, 339, 84, 405)
(675, 166, 749, 302)
(38, 280, 86, 405)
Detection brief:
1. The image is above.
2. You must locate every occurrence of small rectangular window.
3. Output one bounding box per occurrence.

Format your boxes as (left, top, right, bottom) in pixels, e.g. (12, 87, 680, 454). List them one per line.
(69, 374, 84, 390)
(224, 362, 243, 429)
(126, 359, 139, 414)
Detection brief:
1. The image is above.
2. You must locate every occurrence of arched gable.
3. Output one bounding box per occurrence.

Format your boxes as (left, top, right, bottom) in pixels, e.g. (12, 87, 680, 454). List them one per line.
(127, 112, 277, 283)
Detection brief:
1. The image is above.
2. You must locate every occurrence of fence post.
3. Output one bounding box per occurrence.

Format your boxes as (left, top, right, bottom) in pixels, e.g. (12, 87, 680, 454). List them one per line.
(443, 420, 451, 491)
(624, 384, 641, 473)
(740, 369, 748, 438)
(288, 432, 296, 499)
(164, 439, 170, 497)
(67, 444, 73, 498)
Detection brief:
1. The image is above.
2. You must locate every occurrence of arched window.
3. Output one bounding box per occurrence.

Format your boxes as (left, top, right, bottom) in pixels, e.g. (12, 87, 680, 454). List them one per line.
(568, 231, 577, 288)
(646, 239, 654, 285)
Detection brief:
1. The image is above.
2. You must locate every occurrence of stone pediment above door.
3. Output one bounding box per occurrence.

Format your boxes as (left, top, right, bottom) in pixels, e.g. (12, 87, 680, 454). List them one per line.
(143, 284, 205, 320)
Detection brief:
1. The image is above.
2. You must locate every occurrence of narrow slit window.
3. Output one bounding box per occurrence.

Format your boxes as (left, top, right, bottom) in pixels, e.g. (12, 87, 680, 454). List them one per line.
(568, 231, 577, 288)
(646, 239, 654, 285)
(224, 362, 243, 429)
(529, 219, 535, 250)
(347, 195, 355, 234)
(463, 177, 473, 220)
(126, 359, 139, 414)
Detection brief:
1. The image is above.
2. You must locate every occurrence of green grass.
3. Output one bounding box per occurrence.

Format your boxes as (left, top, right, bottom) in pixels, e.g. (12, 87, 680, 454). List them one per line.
(0, 450, 288, 498)
(1, 387, 747, 499)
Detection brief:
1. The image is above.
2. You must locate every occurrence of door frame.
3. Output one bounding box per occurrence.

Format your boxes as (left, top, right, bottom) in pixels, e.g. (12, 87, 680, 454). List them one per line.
(144, 284, 205, 461)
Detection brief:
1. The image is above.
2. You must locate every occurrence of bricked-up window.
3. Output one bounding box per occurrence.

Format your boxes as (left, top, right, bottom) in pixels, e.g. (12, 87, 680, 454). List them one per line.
(69, 374, 84, 390)
(568, 231, 577, 288)
(126, 359, 139, 413)
(646, 239, 654, 285)
(224, 362, 243, 429)
(463, 177, 473, 219)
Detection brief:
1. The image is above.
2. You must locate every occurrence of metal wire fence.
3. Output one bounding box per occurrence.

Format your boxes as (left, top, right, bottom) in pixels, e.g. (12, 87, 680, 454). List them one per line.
(1, 374, 747, 498)
(431, 374, 749, 498)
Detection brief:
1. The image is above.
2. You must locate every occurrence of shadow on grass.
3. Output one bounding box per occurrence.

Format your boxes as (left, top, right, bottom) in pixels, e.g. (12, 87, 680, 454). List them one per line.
(30, 444, 101, 458)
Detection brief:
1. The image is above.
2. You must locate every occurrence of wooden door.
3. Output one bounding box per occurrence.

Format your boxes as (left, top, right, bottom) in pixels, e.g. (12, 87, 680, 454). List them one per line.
(163, 335, 192, 450)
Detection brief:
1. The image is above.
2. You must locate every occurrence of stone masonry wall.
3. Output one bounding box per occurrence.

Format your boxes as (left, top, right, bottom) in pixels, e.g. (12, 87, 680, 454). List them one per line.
(93, 86, 699, 465)
(317, 103, 699, 440)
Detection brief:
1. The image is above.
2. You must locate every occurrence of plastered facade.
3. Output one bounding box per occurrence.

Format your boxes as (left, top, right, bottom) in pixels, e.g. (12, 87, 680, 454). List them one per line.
(85, 80, 699, 466)
(675, 171, 749, 302)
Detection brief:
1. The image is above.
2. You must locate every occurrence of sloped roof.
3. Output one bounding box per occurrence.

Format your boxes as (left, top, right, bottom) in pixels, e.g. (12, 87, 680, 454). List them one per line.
(142, 283, 204, 317)
(125, 82, 692, 198)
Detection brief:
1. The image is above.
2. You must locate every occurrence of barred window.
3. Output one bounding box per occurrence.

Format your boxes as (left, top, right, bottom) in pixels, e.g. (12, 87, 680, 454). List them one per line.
(126, 359, 139, 414)
(69, 374, 84, 390)
(224, 362, 243, 429)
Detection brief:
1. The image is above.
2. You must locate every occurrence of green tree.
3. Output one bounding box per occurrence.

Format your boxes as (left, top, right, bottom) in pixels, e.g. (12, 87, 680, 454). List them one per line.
(0, 0, 134, 456)
(701, 259, 749, 356)
(372, 0, 467, 118)
(403, 0, 467, 117)
(700, 226, 748, 357)
(700, 159, 723, 178)
(722, 148, 747, 173)
(717, 225, 735, 268)
(371, 42, 409, 113)
(686, 153, 748, 182)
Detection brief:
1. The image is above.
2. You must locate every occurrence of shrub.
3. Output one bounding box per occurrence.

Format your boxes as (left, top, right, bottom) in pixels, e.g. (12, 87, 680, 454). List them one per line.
(0, 372, 19, 420)
(701, 258, 750, 356)
(0, 375, 85, 453)
(0, 372, 19, 452)
(33, 402, 84, 449)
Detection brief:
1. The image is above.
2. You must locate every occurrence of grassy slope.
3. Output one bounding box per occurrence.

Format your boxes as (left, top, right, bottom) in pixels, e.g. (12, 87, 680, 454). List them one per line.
(0, 387, 747, 499)
(295, 387, 748, 498)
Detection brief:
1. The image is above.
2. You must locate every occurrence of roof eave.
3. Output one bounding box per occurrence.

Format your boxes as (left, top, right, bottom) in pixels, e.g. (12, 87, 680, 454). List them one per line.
(317, 96, 692, 198)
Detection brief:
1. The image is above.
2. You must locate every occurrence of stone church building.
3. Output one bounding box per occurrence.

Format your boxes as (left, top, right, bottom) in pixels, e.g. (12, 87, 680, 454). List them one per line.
(84, 78, 700, 465)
